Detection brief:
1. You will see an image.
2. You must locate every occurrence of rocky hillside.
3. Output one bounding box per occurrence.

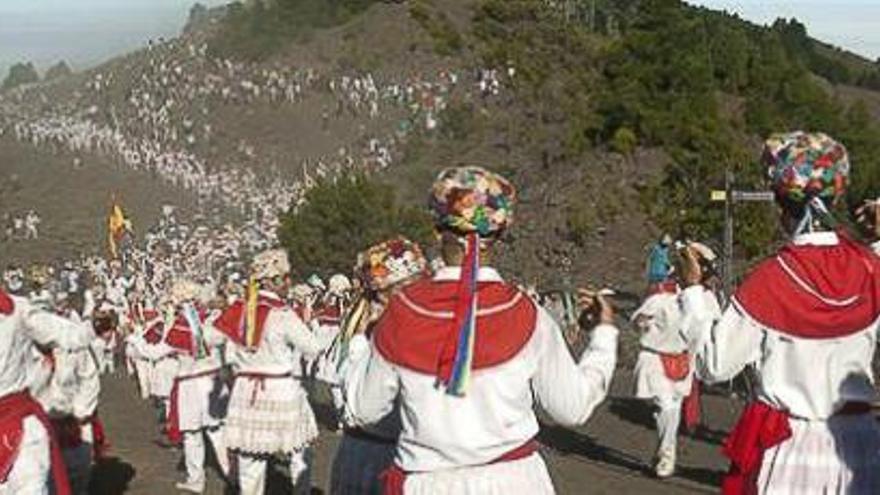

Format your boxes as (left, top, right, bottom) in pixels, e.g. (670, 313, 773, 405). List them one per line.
(2, 0, 880, 294)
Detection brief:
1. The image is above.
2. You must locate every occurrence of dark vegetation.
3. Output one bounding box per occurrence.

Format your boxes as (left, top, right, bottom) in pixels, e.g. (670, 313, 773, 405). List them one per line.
(44, 61, 73, 81)
(217, 0, 880, 271)
(208, 0, 384, 60)
(2, 62, 39, 90)
(277, 173, 433, 278)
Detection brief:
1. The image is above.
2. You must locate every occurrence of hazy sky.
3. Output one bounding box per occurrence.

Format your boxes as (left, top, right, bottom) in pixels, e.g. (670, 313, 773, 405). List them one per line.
(0, 0, 229, 75)
(691, 1, 880, 60)
(0, 1, 877, 77)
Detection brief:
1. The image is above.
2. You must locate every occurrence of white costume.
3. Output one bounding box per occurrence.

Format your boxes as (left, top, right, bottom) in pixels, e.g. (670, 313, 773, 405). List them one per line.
(31, 338, 102, 495)
(344, 267, 618, 494)
(219, 290, 325, 495)
(631, 288, 708, 475)
(682, 232, 880, 494)
(0, 293, 91, 495)
(167, 307, 230, 493)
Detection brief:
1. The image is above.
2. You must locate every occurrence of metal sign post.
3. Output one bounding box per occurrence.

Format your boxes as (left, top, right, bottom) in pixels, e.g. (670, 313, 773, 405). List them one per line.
(711, 172, 775, 297)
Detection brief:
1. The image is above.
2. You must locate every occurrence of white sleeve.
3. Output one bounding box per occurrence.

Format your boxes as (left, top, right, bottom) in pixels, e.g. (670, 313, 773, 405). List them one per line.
(22, 302, 92, 350)
(203, 314, 228, 348)
(531, 309, 618, 427)
(342, 334, 399, 426)
(279, 310, 326, 359)
(73, 347, 101, 419)
(680, 286, 762, 383)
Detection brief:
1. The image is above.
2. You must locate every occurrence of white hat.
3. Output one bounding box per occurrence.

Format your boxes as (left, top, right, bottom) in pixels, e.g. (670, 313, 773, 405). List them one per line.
(306, 274, 326, 292)
(688, 241, 717, 262)
(291, 283, 314, 303)
(251, 249, 290, 280)
(328, 274, 352, 296)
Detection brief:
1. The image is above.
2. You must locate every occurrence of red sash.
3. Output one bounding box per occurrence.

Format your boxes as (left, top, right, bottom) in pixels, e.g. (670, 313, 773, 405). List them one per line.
(166, 368, 220, 445)
(0, 392, 71, 495)
(681, 380, 701, 432)
(721, 402, 792, 495)
(89, 414, 108, 459)
(0, 290, 14, 315)
(379, 439, 540, 495)
(659, 352, 690, 381)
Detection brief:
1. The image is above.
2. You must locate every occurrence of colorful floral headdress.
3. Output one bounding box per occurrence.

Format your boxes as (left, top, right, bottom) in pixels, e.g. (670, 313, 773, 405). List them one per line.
(763, 131, 850, 235)
(428, 166, 517, 397)
(429, 166, 516, 238)
(764, 131, 849, 206)
(355, 237, 428, 292)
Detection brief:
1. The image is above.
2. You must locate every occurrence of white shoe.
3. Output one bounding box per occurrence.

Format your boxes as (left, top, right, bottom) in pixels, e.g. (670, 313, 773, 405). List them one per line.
(654, 448, 676, 478)
(175, 480, 205, 493)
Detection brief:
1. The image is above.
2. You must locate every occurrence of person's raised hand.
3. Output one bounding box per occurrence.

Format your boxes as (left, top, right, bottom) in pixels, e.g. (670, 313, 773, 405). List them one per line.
(578, 288, 615, 325)
(680, 245, 703, 287)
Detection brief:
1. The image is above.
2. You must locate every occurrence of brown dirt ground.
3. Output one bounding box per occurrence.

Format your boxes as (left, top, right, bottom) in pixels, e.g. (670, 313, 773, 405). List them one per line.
(94, 369, 738, 495)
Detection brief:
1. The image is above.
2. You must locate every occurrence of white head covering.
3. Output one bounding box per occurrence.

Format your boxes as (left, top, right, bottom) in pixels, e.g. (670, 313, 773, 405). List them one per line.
(328, 274, 352, 296)
(291, 283, 314, 303)
(252, 249, 290, 280)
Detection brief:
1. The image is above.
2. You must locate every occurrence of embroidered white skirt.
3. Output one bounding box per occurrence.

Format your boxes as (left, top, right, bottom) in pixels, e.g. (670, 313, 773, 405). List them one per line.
(177, 373, 228, 432)
(150, 357, 179, 399)
(633, 351, 692, 400)
(402, 453, 555, 495)
(330, 433, 396, 495)
(225, 375, 318, 455)
(756, 413, 880, 494)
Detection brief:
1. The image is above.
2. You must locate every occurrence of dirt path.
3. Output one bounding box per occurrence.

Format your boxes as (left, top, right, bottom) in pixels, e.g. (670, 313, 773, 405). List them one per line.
(94, 370, 737, 494)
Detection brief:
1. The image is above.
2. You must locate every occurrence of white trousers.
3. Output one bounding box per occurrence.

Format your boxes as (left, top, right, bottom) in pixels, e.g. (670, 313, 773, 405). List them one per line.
(134, 359, 151, 399)
(238, 448, 312, 495)
(0, 417, 50, 495)
(655, 395, 683, 453)
(183, 427, 229, 486)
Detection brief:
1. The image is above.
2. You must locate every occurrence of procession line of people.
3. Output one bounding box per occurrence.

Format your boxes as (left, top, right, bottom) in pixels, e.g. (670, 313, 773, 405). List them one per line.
(4, 130, 880, 495)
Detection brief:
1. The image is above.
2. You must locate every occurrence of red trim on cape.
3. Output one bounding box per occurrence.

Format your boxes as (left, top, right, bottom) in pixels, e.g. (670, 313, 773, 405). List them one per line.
(373, 278, 537, 375)
(0, 290, 14, 315)
(734, 232, 880, 339)
(143, 320, 164, 345)
(0, 392, 72, 495)
(212, 295, 286, 348)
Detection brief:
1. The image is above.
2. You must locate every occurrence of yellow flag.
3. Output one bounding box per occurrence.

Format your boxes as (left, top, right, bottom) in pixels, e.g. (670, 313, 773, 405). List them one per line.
(107, 203, 127, 259)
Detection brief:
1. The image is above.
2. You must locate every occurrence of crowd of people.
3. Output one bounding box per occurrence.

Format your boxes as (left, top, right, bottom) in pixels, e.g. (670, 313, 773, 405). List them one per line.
(4, 129, 880, 495)
(0, 24, 513, 259)
(3, 14, 880, 495)
(2, 210, 41, 241)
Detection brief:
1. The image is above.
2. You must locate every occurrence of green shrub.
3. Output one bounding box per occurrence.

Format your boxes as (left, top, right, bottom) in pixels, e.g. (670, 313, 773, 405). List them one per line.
(2, 62, 39, 91)
(610, 127, 637, 155)
(209, 0, 383, 60)
(277, 173, 433, 277)
(409, 1, 463, 56)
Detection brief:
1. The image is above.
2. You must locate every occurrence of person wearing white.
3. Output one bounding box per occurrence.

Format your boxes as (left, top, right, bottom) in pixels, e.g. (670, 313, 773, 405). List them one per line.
(631, 286, 695, 478)
(343, 167, 619, 494)
(0, 290, 92, 495)
(164, 281, 230, 494)
(214, 250, 326, 495)
(679, 132, 880, 495)
(330, 237, 428, 495)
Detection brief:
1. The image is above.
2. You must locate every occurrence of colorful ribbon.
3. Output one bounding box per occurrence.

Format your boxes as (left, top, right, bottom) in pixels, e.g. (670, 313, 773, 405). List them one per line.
(445, 233, 480, 397)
